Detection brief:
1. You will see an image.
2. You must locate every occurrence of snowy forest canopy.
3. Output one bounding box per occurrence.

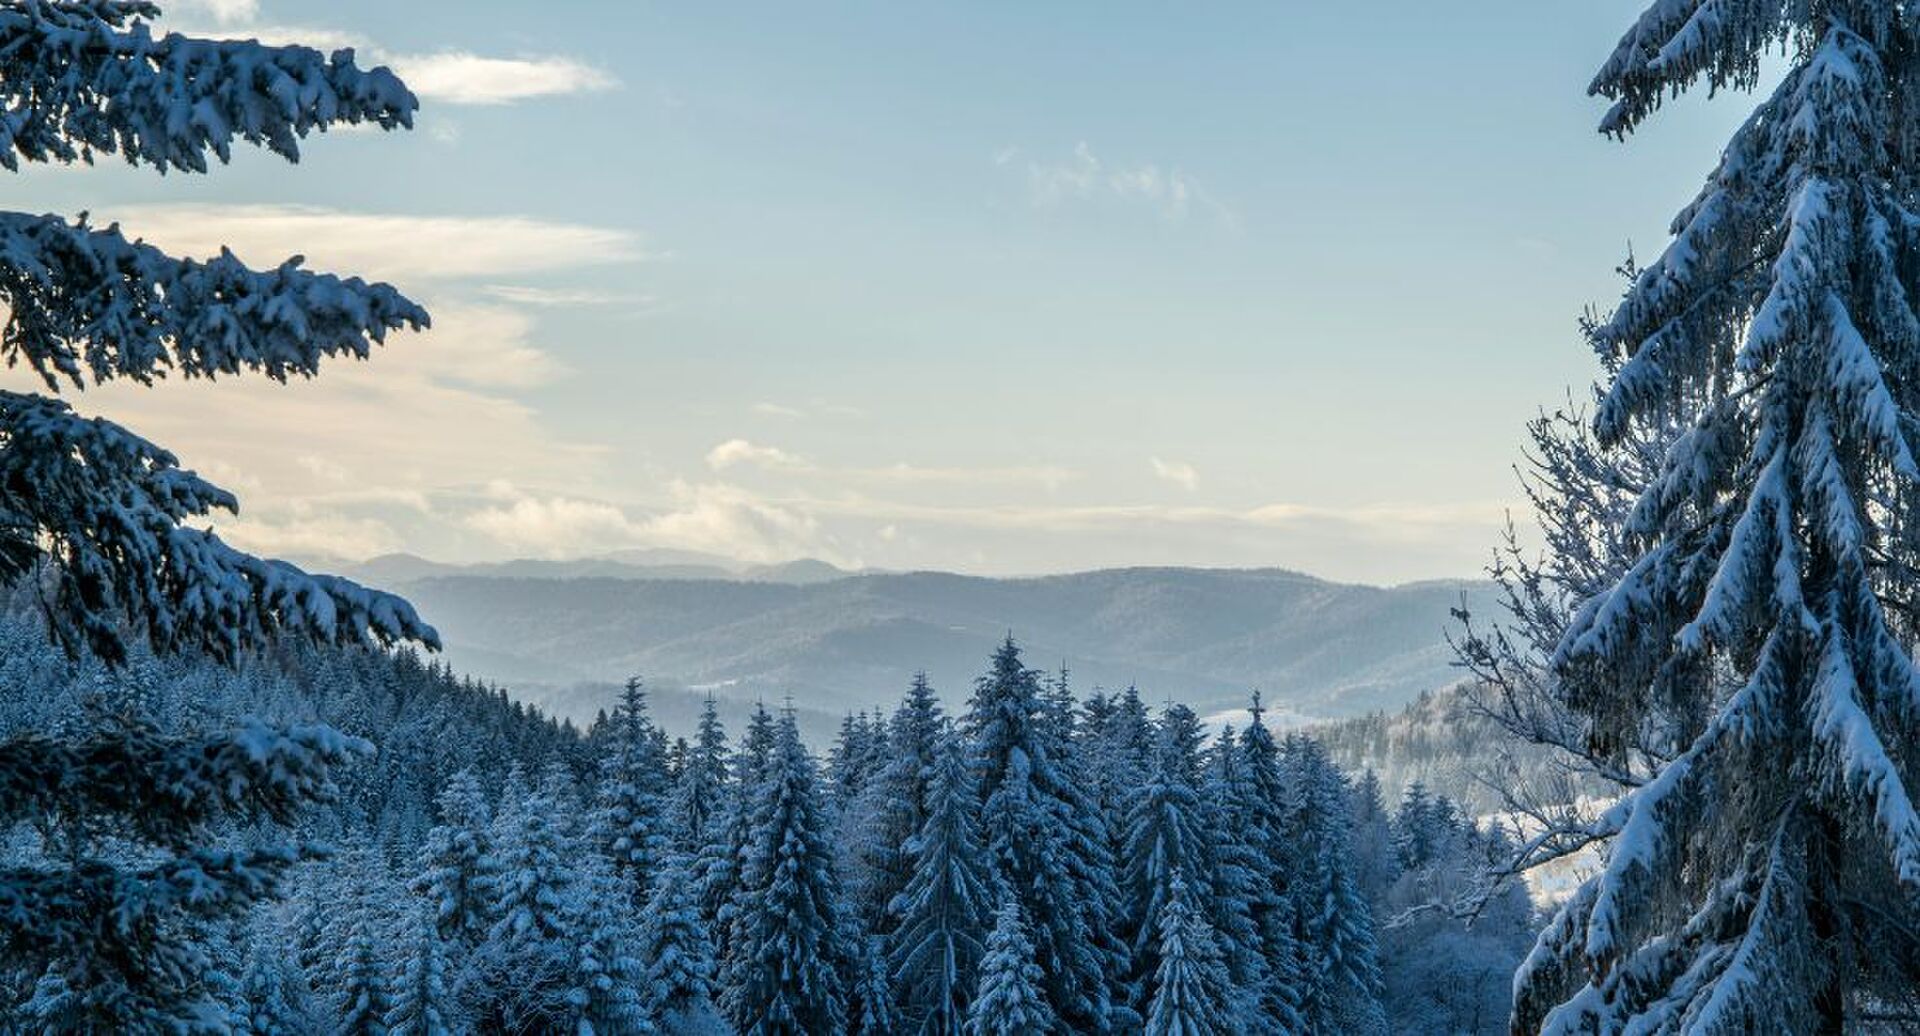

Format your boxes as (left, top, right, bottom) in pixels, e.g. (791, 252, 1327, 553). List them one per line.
(0, 604, 1532, 1034)
(8, 0, 1920, 1033)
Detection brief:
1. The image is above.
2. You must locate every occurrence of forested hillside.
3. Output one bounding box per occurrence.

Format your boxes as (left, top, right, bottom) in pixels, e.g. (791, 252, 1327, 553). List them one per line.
(1316, 684, 1608, 816)
(0, 599, 1534, 1033)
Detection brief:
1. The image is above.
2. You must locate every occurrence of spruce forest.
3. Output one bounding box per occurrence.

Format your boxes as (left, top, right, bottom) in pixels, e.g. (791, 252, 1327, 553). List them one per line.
(4, 1, 1920, 1034)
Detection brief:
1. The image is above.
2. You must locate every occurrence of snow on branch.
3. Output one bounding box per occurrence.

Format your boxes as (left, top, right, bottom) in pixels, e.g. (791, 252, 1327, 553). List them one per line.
(0, 390, 439, 662)
(0, 211, 428, 389)
(0, 1, 415, 173)
(0, 717, 371, 845)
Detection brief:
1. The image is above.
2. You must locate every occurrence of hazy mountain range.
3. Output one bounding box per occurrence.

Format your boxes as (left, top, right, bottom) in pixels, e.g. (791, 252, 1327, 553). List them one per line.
(317, 551, 1497, 728)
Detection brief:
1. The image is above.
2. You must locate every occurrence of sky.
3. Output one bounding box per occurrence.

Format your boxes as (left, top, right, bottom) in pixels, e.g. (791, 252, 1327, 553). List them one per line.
(0, 0, 1761, 585)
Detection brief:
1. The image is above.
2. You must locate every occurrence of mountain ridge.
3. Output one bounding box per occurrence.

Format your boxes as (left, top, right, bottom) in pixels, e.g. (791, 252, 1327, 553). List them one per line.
(356, 559, 1496, 726)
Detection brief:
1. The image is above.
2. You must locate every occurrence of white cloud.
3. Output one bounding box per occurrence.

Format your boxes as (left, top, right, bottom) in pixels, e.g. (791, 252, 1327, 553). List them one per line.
(458, 482, 838, 565)
(462, 494, 640, 556)
(110, 204, 646, 284)
(392, 53, 619, 106)
(706, 439, 812, 472)
(751, 402, 807, 418)
(636, 482, 831, 564)
(171, 0, 260, 24)
(383, 303, 564, 389)
(215, 510, 404, 562)
(1151, 457, 1200, 491)
(702, 440, 1073, 489)
(483, 285, 648, 308)
(158, 14, 616, 107)
(1013, 142, 1239, 230)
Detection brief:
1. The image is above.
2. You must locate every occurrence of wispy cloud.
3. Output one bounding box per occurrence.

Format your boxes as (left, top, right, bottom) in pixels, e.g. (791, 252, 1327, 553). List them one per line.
(111, 204, 647, 283)
(171, 0, 260, 23)
(483, 285, 650, 308)
(459, 482, 834, 565)
(1151, 457, 1200, 491)
(706, 439, 812, 472)
(392, 53, 618, 106)
(1005, 142, 1239, 231)
(703, 440, 1077, 489)
(160, 12, 617, 107)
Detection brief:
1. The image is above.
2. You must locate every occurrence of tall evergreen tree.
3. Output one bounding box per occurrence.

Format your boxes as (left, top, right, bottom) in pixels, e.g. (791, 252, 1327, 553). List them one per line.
(697, 701, 775, 945)
(852, 935, 900, 1036)
(966, 636, 1121, 1032)
(1121, 704, 1216, 1006)
(333, 896, 394, 1036)
(890, 730, 994, 1036)
(721, 711, 850, 1035)
(1281, 736, 1385, 1036)
(236, 918, 319, 1036)
(847, 672, 944, 937)
(484, 764, 577, 952)
(386, 910, 453, 1036)
(470, 763, 578, 1030)
(409, 767, 496, 948)
(966, 895, 1055, 1036)
(828, 710, 879, 807)
(1518, 4, 1920, 1031)
(1201, 724, 1272, 1027)
(1144, 873, 1237, 1036)
(670, 695, 730, 856)
(1230, 695, 1307, 1033)
(599, 676, 667, 902)
(562, 856, 653, 1036)
(639, 854, 726, 1035)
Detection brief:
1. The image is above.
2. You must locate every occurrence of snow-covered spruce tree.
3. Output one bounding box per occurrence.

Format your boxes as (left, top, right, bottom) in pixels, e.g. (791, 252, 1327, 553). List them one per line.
(638, 854, 726, 1036)
(1228, 695, 1307, 1033)
(598, 675, 668, 902)
(852, 934, 900, 1036)
(386, 909, 452, 1036)
(966, 894, 1055, 1036)
(468, 763, 579, 1030)
(235, 916, 321, 1035)
(828, 710, 880, 808)
(0, 3, 435, 1028)
(845, 672, 943, 938)
(1121, 703, 1218, 1006)
(1200, 724, 1274, 1028)
(966, 636, 1122, 1033)
(409, 767, 497, 950)
(697, 700, 774, 946)
(669, 695, 729, 856)
(1519, 5, 1920, 1031)
(1144, 872, 1237, 1036)
(1280, 735, 1386, 1036)
(889, 728, 993, 1036)
(334, 891, 395, 1036)
(561, 853, 653, 1036)
(721, 709, 850, 1035)
(1348, 770, 1399, 909)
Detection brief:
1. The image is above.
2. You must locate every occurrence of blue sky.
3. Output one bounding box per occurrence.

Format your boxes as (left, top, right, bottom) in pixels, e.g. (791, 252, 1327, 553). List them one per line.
(2, 0, 1756, 584)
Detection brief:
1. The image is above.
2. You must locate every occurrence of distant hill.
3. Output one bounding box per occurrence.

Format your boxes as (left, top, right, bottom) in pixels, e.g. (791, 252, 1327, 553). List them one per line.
(316, 551, 860, 588)
(364, 562, 1496, 726)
